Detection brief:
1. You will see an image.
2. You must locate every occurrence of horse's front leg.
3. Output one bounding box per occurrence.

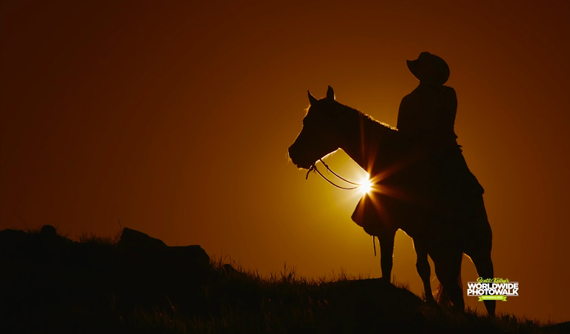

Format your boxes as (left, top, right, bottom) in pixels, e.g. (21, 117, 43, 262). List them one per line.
(413, 238, 436, 303)
(378, 229, 397, 281)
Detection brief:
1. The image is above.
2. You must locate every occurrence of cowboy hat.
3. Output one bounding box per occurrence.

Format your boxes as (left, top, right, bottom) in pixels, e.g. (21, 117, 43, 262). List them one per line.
(407, 52, 450, 85)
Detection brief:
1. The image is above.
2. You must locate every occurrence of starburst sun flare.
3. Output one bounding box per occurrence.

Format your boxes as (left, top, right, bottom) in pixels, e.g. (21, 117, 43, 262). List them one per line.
(358, 175, 373, 195)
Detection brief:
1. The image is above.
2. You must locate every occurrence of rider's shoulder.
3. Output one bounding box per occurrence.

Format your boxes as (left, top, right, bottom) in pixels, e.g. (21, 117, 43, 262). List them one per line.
(399, 93, 415, 107)
(442, 86, 457, 102)
(442, 85, 456, 94)
(404, 85, 456, 101)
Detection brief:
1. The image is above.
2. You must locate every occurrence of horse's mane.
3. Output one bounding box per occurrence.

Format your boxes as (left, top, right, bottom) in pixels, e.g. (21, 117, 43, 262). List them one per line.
(304, 100, 398, 136)
(337, 101, 398, 133)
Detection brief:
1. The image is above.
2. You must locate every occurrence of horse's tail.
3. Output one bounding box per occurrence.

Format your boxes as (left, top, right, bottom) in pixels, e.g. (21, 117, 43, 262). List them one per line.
(436, 274, 463, 306)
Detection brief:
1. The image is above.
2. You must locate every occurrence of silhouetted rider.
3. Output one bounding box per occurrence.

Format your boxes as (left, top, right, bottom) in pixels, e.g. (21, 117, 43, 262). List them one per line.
(398, 52, 483, 204)
(398, 52, 457, 148)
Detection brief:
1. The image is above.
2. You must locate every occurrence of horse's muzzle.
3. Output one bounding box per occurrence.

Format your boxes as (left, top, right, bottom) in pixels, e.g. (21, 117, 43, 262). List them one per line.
(288, 145, 313, 170)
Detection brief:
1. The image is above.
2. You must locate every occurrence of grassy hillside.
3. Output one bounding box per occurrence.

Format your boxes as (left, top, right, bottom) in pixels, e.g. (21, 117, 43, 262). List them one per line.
(0, 227, 566, 334)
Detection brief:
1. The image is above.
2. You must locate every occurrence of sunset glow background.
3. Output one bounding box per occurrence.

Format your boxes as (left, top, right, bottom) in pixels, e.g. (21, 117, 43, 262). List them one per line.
(1, 0, 569, 323)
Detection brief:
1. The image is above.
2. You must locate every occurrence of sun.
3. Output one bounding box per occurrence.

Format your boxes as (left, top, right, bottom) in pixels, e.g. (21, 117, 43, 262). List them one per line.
(358, 174, 373, 195)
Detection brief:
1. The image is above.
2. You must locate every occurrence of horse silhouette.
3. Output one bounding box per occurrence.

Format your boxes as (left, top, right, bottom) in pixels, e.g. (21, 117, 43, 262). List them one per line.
(288, 86, 495, 316)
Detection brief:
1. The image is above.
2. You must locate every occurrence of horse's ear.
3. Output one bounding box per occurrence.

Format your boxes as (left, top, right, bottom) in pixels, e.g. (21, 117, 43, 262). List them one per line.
(308, 90, 318, 105)
(326, 86, 335, 101)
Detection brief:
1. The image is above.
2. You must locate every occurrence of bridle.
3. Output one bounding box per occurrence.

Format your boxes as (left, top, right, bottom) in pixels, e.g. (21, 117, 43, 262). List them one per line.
(306, 159, 363, 190)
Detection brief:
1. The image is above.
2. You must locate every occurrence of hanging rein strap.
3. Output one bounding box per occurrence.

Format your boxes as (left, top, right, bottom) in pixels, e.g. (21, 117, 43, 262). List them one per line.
(305, 159, 361, 190)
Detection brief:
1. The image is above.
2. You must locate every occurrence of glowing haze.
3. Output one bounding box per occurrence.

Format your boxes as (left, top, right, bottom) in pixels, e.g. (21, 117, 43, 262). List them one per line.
(1, 0, 569, 323)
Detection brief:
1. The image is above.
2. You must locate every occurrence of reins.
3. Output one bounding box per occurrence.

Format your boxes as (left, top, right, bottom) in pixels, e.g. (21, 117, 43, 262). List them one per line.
(306, 159, 362, 190)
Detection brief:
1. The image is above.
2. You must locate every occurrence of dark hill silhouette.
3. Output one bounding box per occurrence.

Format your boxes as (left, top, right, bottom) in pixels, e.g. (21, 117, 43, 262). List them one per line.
(0, 226, 564, 333)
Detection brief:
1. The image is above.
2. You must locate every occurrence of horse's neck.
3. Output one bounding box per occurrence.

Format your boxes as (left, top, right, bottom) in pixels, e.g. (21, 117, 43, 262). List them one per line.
(338, 108, 392, 174)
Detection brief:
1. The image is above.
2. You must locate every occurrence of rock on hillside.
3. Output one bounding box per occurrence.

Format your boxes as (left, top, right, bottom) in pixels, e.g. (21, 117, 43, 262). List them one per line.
(117, 227, 210, 290)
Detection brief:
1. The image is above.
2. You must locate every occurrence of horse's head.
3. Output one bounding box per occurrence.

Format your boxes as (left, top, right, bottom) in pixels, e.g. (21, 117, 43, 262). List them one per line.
(288, 86, 345, 169)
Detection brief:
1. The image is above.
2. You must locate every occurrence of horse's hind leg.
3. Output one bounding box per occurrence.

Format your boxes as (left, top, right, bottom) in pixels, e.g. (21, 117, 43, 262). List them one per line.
(465, 198, 496, 316)
(414, 238, 435, 303)
(469, 252, 495, 316)
(378, 228, 397, 281)
(432, 248, 465, 311)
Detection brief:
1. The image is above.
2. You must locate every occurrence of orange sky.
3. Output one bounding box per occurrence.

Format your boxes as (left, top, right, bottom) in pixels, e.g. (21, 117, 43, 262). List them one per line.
(1, 0, 569, 323)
